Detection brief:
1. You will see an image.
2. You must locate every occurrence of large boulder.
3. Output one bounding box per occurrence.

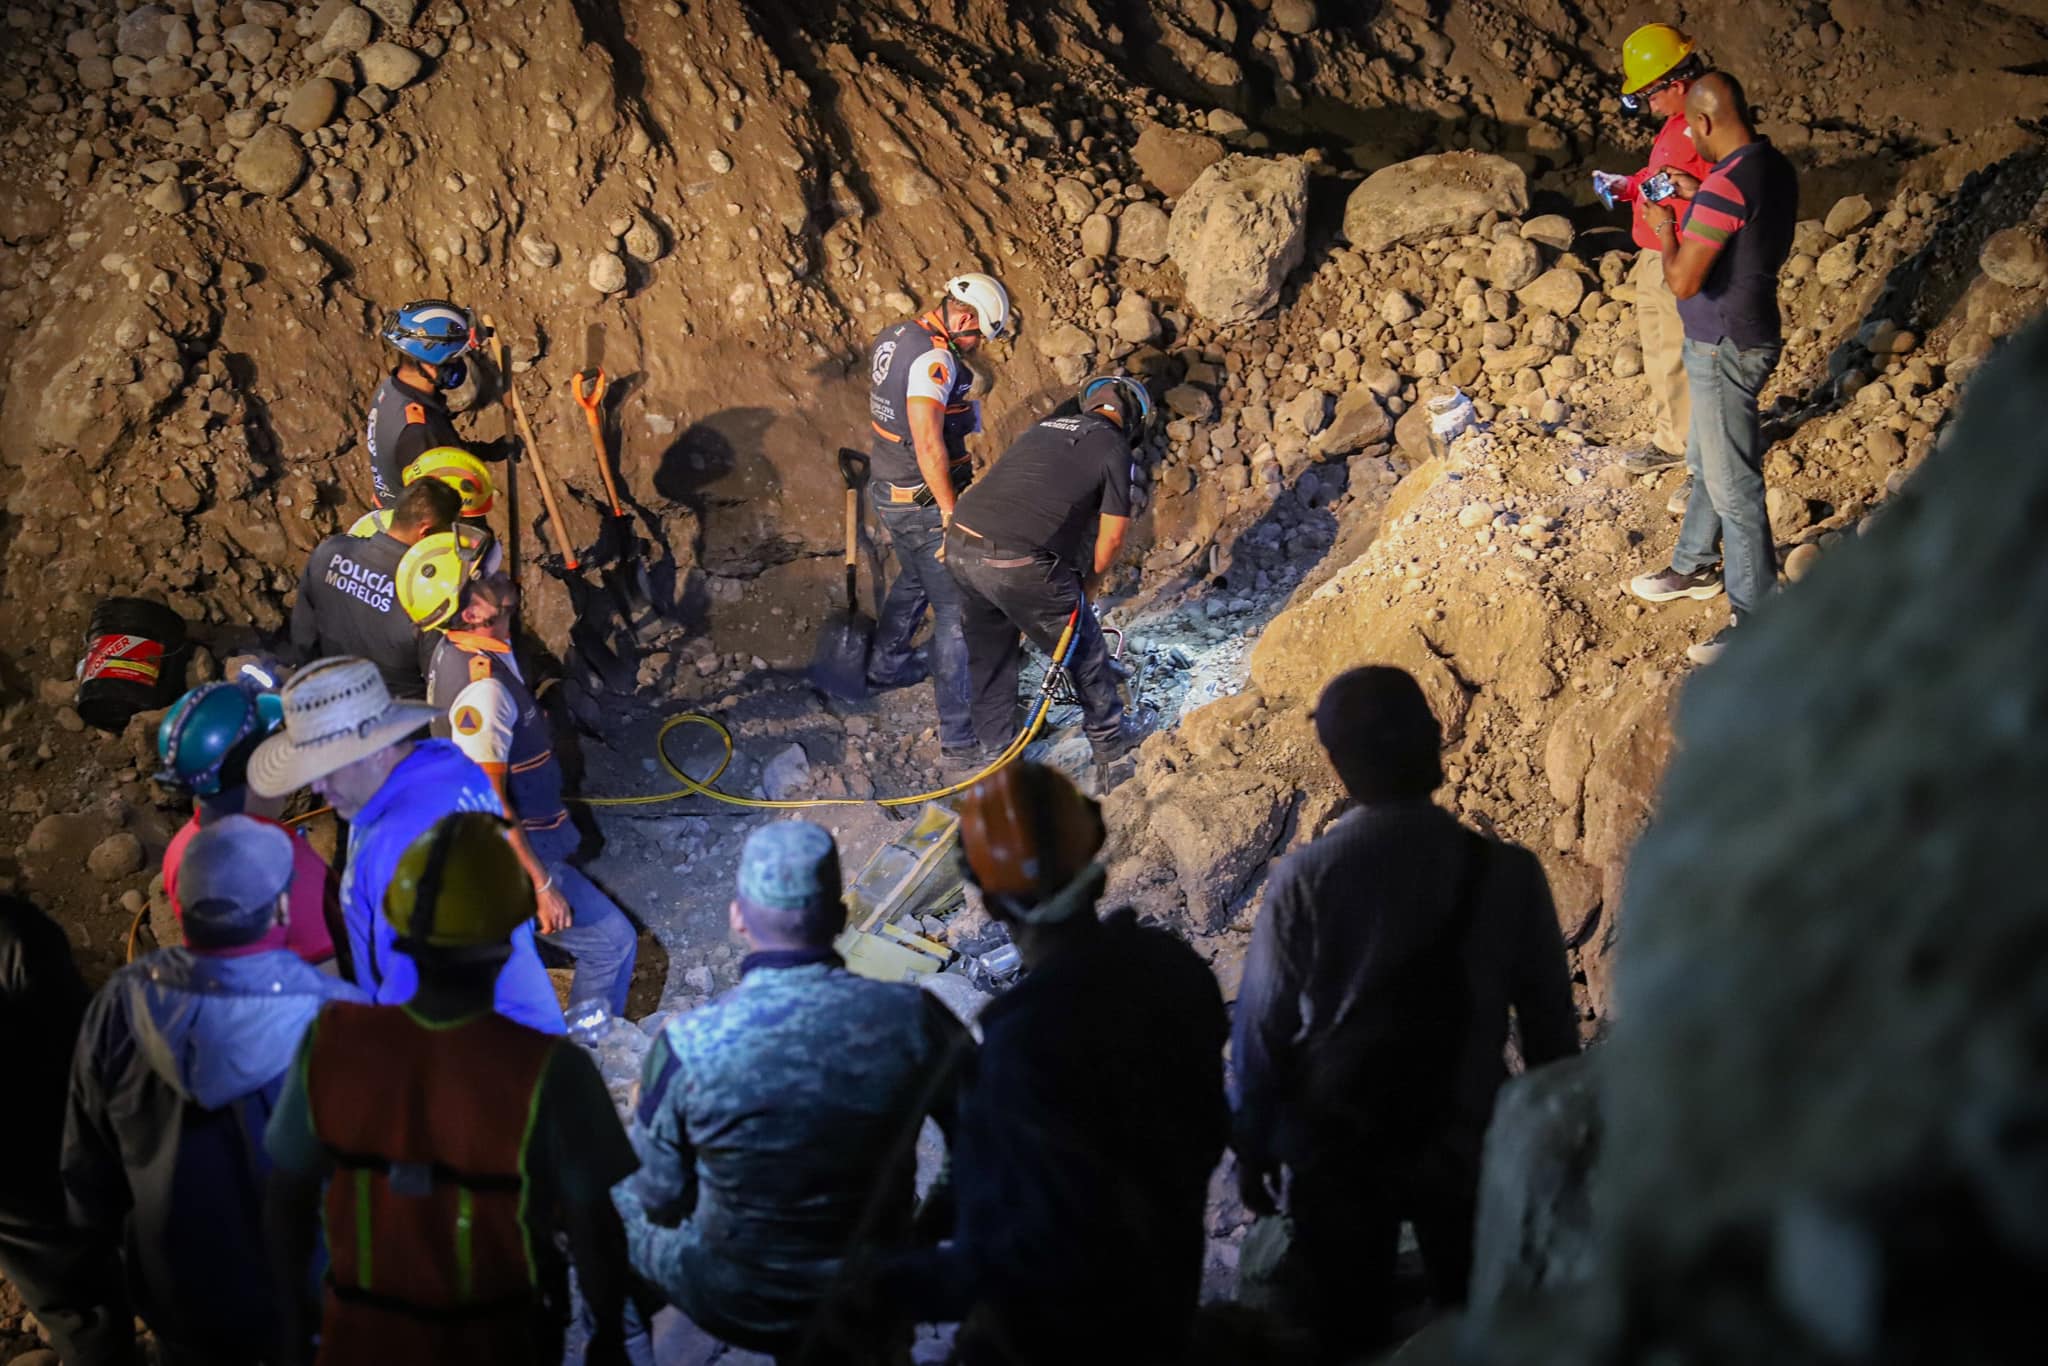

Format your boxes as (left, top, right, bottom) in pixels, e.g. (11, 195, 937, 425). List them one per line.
(233, 124, 309, 197)
(1310, 385, 1393, 456)
(1167, 154, 1311, 326)
(1114, 201, 1171, 263)
(1132, 122, 1227, 199)
(1470, 1055, 1603, 1315)
(1343, 152, 1529, 252)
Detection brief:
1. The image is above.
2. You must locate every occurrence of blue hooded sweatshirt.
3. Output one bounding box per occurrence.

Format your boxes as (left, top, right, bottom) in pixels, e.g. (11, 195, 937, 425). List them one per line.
(62, 947, 364, 1360)
(339, 738, 566, 1034)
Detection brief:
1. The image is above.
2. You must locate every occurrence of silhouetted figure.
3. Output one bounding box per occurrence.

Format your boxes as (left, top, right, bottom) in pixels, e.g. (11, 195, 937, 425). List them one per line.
(1232, 667, 1579, 1359)
(885, 762, 1228, 1365)
(0, 893, 136, 1365)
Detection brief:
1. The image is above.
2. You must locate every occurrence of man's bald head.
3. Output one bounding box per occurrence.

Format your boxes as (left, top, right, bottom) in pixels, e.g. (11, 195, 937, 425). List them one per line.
(1685, 70, 1756, 161)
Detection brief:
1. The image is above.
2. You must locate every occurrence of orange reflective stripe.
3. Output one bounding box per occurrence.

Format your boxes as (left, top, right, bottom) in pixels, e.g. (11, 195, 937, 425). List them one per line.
(404, 401, 427, 426)
(508, 750, 553, 775)
(871, 420, 904, 444)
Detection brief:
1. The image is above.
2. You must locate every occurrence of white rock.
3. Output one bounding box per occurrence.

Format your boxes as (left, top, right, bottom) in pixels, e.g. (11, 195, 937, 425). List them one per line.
(588, 251, 628, 294)
(358, 41, 422, 89)
(518, 234, 559, 269)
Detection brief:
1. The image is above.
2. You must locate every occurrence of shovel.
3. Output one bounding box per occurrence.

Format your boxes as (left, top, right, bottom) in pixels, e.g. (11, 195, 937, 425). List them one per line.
(572, 368, 657, 617)
(808, 449, 875, 701)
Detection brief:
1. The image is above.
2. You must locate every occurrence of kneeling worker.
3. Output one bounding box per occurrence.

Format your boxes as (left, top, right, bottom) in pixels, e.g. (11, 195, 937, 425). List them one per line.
(945, 375, 1150, 773)
(404, 563, 640, 1018)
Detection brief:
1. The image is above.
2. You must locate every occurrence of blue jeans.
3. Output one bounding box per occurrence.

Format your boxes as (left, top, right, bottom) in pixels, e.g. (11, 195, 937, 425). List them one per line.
(1672, 337, 1782, 618)
(539, 861, 638, 1016)
(868, 498, 974, 749)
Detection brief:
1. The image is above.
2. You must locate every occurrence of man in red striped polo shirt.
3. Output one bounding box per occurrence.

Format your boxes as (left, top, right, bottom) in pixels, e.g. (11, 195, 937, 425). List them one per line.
(1626, 72, 1798, 665)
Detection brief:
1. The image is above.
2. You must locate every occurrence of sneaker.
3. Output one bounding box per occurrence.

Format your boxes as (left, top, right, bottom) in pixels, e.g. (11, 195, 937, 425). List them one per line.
(1686, 622, 1736, 666)
(1665, 476, 1693, 516)
(1628, 565, 1724, 603)
(1622, 446, 1685, 472)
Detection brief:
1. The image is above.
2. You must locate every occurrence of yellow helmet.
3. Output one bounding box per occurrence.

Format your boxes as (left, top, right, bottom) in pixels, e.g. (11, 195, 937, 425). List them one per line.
(395, 527, 488, 631)
(385, 812, 534, 949)
(347, 508, 394, 538)
(403, 446, 495, 517)
(1620, 22, 1696, 95)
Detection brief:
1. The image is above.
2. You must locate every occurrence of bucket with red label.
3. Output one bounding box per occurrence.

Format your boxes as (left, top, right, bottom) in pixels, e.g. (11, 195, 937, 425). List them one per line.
(76, 597, 189, 733)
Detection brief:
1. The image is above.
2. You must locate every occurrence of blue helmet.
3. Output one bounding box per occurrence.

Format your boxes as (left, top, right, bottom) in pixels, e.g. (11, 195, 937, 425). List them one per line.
(380, 300, 478, 365)
(1080, 374, 1157, 438)
(156, 681, 277, 796)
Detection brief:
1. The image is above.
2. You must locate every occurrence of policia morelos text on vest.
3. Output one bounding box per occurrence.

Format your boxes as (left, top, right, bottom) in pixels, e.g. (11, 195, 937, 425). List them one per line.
(859, 274, 1011, 758)
(944, 376, 1152, 766)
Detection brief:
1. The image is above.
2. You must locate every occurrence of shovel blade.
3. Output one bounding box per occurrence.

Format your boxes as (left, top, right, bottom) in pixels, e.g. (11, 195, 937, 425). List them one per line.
(808, 609, 875, 701)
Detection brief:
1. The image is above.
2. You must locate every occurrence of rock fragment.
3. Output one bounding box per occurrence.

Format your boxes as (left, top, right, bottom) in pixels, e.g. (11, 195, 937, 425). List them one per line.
(359, 41, 424, 90)
(233, 124, 309, 197)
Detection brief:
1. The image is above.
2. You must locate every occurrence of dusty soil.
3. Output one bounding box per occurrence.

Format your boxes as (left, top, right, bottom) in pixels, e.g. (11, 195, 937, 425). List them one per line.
(6, 0, 2048, 1353)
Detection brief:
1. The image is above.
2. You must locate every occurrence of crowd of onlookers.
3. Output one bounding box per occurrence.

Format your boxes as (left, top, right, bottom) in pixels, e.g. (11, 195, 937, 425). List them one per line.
(0, 658, 1577, 1366)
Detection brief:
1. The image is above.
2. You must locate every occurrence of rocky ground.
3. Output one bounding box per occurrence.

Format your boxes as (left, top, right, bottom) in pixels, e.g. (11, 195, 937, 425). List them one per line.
(6, 0, 2048, 1357)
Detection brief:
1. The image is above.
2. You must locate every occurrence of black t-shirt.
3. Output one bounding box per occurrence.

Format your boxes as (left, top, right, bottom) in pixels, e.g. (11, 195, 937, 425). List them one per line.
(953, 412, 1135, 568)
(1675, 137, 1799, 348)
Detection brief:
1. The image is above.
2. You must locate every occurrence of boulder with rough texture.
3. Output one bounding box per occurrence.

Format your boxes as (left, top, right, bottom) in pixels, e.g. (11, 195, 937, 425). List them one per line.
(359, 41, 424, 90)
(1489, 235, 1542, 291)
(1114, 201, 1171, 263)
(1518, 268, 1586, 317)
(1132, 122, 1226, 199)
(1824, 193, 1874, 237)
(116, 5, 174, 59)
(1343, 152, 1529, 252)
(232, 124, 308, 197)
(588, 251, 628, 294)
(1034, 321, 1094, 360)
(1167, 154, 1311, 325)
(1470, 1054, 1602, 1314)
(281, 77, 343, 133)
(88, 832, 145, 881)
(1311, 385, 1393, 456)
(1979, 226, 2048, 289)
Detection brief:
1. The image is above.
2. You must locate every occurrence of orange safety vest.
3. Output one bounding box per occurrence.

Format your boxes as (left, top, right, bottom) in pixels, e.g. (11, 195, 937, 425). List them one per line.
(305, 1003, 561, 1365)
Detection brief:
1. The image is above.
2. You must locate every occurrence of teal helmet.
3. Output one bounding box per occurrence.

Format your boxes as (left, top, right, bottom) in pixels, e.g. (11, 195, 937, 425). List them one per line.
(156, 682, 274, 796)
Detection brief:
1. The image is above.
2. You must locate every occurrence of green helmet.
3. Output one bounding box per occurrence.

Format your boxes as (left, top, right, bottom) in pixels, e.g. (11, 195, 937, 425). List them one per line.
(156, 683, 275, 796)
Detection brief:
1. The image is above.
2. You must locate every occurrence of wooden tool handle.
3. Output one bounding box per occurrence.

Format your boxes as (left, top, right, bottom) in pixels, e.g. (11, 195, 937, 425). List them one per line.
(485, 317, 578, 571)
(844, 487, 859, 567)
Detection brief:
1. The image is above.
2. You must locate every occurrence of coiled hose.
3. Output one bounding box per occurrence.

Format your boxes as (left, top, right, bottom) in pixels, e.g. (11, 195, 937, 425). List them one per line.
(576, 610, 1080, 811)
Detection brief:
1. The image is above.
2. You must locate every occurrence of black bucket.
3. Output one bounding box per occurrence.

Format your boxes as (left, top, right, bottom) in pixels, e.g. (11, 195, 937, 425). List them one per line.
(76, 597, 189, 733)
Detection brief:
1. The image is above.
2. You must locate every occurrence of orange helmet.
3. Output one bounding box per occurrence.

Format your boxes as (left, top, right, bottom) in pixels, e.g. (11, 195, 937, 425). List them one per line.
(957, 761, 1105, 906)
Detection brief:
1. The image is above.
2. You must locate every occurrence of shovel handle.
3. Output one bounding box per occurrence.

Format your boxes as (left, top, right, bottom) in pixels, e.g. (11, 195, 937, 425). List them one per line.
(844, 487, 859, 568)
(485, 315, 580, 571)
(838, 447, 870, 491)
(574, 368, 625, 517)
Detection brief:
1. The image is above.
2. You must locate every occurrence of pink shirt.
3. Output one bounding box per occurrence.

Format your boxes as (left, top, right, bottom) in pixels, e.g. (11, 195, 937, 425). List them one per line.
(1618, 113, 1714, 252)
(162, 812, 338, 963)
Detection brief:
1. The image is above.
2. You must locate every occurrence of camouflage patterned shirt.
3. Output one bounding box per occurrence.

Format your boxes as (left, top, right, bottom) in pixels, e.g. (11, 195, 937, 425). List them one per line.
(615, 948, 970, 1349)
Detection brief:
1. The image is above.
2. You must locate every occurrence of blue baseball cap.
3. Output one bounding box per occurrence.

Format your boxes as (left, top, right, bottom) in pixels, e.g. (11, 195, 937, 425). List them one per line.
(736, 821, 842, 914)
(179, 815, 293, 949)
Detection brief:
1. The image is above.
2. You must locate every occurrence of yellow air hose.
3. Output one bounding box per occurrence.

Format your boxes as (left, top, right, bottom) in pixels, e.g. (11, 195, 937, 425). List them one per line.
(577, 609, 1082, 811)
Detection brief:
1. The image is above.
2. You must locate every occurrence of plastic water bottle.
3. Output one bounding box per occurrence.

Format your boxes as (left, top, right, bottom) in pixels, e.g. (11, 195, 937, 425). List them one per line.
(567, 1000, 612, 1046)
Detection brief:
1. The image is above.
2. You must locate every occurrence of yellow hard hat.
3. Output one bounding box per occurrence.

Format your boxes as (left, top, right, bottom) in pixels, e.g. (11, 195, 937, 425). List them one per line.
(347, 508, 394, 538)
(403, 446, 495, 517)
(395, 527, 487, 631)
(384, 812, 534, 949)
(1620, 23, 1695, 95)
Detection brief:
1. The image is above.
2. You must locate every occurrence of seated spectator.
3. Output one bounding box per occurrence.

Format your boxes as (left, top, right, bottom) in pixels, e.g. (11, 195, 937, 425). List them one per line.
(247, 655, 564, 1033)
(1231, 666, 1580, 1360)
(265, 814, 636, 1366)
(157, 678, 338, 968)
(63, 817, 364, 1366)
(0, 893, 136, 1365)
(882, 762, 1228, 1365)
(616, 821, 969, 1363)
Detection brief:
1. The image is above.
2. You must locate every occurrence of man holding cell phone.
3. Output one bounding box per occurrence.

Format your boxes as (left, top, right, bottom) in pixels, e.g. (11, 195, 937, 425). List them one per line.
(1594, 23, 1712, 491)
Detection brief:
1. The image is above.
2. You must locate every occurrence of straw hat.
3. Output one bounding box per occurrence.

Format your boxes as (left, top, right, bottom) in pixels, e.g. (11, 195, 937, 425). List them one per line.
(247, 657, 437, 797)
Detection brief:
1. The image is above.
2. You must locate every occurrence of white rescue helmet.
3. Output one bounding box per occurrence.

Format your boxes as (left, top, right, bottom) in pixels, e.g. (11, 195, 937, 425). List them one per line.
(945, 273, 1011, 340)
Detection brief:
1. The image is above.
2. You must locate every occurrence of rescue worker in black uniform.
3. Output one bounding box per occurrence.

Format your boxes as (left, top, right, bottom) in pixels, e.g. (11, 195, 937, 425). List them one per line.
(365, 299, 512, 508)
(289, 479, 460, 698)
(944, 375, 1151, 772)
(863, 273, 1012, 764)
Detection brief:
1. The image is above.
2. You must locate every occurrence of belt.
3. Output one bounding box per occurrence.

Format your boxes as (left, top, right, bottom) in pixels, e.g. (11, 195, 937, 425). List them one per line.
(877, 461, 972, 507)
(947, 522, 1042, 568)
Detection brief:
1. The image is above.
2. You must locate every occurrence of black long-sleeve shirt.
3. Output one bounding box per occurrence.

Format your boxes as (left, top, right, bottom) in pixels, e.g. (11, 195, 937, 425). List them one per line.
(1231, 799, 1579, 1169)
(288, 530, 432, 698)
(887, 908, 1228, 1364)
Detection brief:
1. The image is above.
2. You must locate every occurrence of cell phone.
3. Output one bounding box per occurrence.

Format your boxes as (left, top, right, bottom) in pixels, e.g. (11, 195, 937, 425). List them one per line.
(1642, 171, 1678, 204)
